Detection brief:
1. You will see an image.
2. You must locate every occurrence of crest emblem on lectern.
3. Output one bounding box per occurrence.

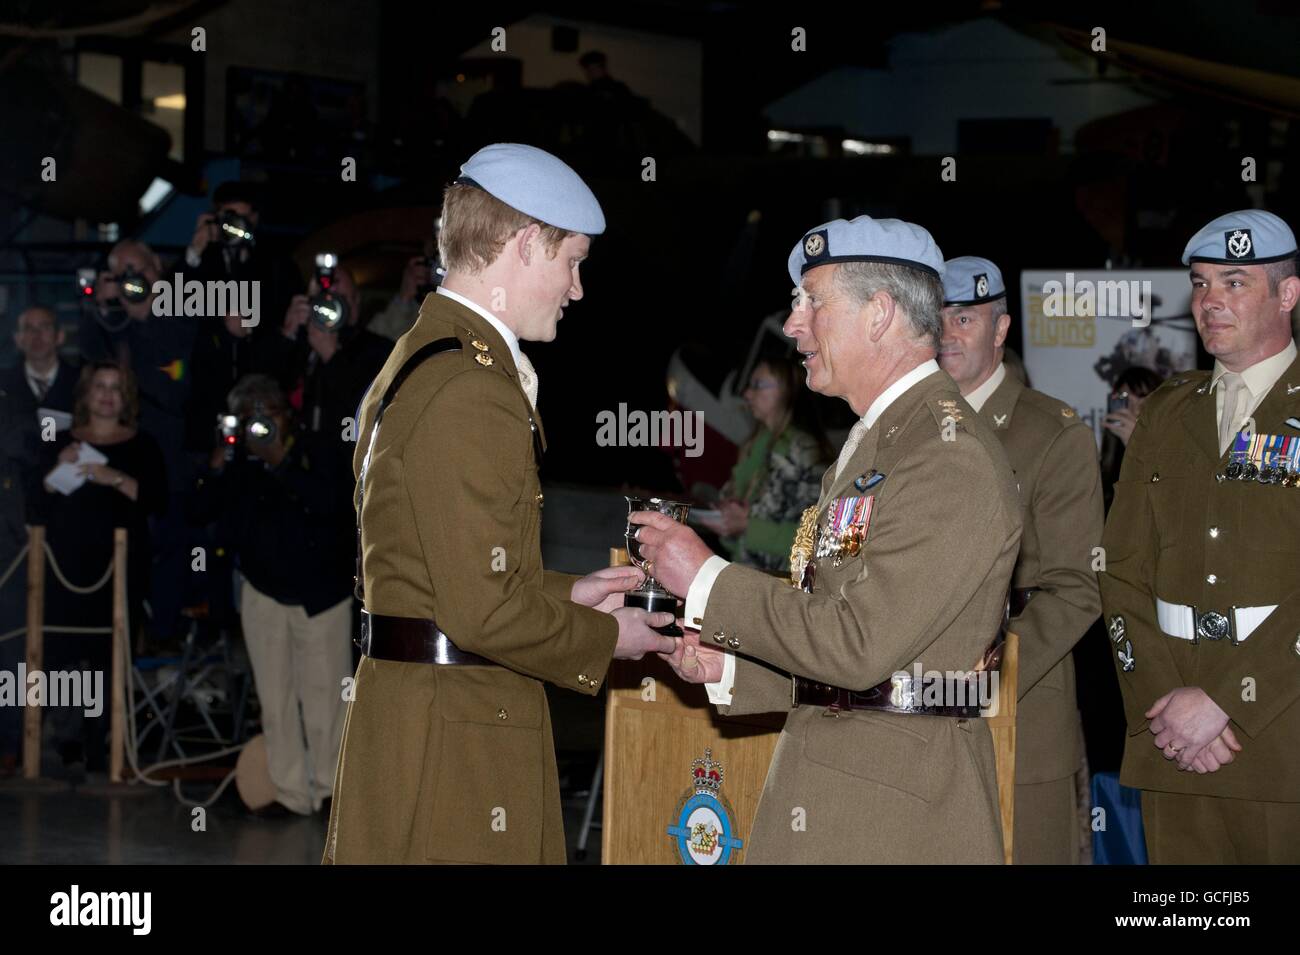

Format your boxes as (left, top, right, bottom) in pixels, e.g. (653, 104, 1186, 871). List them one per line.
(666, 748, 742, 865)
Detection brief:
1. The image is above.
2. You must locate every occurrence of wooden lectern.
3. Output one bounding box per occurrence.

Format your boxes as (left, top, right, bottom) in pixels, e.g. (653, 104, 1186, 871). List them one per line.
(602, 654, 782, 864)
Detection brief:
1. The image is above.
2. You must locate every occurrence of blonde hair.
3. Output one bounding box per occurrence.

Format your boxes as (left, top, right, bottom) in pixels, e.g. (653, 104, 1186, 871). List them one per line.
(437, 183, 570, 274)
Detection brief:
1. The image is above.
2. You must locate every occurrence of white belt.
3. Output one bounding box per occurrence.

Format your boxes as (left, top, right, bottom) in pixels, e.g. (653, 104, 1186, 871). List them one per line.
(1156, 598, 1276, 644)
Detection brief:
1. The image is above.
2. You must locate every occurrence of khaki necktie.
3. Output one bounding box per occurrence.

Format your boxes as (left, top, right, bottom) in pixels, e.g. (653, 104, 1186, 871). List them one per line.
(1217, 371, 1247, 456)
(516, 351, 538, 412)
(834, 418, 870, 481)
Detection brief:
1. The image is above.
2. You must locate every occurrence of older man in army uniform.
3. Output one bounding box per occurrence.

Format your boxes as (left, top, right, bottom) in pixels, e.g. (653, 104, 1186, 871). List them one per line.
(633, 217, 1023, 864)
(938, 256, 1103, 864)
(1101, 209, 1300, 864)
(323, 144, 675, 864)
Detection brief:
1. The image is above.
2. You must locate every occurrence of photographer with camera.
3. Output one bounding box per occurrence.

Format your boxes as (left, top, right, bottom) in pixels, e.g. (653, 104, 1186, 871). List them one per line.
(269, 256, 391, 441)
(182, 181, 303, 322)
(190, 373, 355, 816)
(183, 180, 304, 449)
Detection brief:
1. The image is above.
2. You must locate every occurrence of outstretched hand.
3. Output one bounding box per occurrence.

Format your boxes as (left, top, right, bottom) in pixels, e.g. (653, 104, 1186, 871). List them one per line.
(571, 566, 645, 613)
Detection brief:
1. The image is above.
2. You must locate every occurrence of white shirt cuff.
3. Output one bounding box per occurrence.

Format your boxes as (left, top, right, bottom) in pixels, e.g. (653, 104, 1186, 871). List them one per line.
(705, 650, 736, 705)
(685, 554, 728, 628)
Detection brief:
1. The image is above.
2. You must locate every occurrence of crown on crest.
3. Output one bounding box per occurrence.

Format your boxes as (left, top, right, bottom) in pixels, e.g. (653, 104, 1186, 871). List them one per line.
(691, 748, 723, 796)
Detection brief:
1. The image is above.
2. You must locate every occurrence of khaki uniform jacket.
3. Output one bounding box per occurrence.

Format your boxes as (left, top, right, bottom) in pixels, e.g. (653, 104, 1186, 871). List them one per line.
(978, 375, 1103, 784)
(323, 292, 618, 864)
(705, 369, 1022, 863)
(1100, 356, 1300, 801)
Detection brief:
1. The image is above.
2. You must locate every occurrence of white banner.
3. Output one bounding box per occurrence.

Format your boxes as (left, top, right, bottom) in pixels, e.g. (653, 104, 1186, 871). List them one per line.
(1020, 269, 1199, 447)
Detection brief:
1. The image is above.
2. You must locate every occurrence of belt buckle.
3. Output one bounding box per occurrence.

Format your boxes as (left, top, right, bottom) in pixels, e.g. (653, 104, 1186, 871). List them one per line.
(1193, 607, 1236, 645)
(889, 672, 916, 711)
(356, 610, 371, 652)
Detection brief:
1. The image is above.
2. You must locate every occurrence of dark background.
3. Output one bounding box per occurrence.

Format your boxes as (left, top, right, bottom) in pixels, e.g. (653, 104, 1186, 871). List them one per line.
(3, 0, 1298, 488)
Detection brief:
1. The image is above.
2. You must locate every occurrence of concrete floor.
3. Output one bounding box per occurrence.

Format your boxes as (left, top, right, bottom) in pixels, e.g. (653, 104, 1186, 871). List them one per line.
(0, 752, 603, 865)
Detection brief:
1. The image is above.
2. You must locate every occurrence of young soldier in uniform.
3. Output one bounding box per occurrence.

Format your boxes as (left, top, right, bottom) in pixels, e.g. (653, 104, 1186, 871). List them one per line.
(323, 144, 675, 864)
(634, 217, 1023, 863)
(939, 256, 1104, 863)
(1101, 209, 1300, 863)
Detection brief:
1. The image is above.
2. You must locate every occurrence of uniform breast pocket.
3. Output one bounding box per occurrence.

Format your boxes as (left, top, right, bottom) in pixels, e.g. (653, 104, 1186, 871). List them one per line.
(802, 711, 936, 803)
(1236, 482, 1300, 579)
(1146, 478, 1193, 551)
(425, 670, 546, 864)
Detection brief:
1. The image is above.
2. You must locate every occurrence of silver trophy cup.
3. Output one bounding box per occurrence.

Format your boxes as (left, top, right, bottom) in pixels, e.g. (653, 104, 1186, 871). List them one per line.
(624, 495, 691, 636)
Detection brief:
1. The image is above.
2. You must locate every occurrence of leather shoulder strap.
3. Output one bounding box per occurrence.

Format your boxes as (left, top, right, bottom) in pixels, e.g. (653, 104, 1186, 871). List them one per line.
(355, 337, 461, 601)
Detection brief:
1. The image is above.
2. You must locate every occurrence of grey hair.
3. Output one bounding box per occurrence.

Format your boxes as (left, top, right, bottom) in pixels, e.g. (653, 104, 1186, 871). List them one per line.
(985, 296, 1009, 320)
(227, 373, 287, 417)
(834, 261, 944, 350)
(1264, 257, 1297, 296)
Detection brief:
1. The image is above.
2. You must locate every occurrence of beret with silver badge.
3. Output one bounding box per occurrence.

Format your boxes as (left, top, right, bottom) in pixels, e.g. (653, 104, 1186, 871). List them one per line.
(788, 215, 944, 286)
(1182, 209, 1296, 266)
(942, 256, 1006, 306)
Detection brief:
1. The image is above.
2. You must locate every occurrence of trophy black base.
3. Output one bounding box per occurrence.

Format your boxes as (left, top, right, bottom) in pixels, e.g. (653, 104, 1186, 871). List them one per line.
(623, 590, 682, 637)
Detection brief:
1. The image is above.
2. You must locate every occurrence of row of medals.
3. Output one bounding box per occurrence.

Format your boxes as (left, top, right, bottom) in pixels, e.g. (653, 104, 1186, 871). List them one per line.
(822, 525, 865, 567)
(1220, 454, 1300, 485)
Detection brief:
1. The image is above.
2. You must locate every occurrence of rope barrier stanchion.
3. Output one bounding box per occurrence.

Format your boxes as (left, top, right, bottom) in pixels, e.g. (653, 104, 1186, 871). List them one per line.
(5, 523, 248, 804)
(43, 541, 115, 594)
(110, 527, 127, 784)
(22, 526, 45, 781)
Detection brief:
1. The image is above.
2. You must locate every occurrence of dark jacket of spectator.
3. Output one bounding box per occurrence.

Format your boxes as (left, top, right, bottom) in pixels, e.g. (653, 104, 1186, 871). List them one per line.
(189, 427, 355, 616)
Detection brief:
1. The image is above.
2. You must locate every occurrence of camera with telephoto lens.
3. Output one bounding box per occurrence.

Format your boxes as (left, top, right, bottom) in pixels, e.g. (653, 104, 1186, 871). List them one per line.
(114, 267, 151, 304)
(218, 209, 255, 249)
(309, 252, 348, 331)
(216, 408, 278, 462)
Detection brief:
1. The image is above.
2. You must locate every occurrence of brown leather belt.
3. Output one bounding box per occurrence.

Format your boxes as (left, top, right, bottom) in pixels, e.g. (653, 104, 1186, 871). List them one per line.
(358, 611, 494, 666)
(792, 638, 1004, 718)
(1009, 586, 1041, 617)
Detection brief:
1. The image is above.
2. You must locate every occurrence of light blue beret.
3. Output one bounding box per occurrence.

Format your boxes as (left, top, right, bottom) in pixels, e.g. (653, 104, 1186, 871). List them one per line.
(1182, 209, 1296, 266)
(456, 143, 606, 235)
(942, 256, 1006, 306)
(788, 215, 943, 286)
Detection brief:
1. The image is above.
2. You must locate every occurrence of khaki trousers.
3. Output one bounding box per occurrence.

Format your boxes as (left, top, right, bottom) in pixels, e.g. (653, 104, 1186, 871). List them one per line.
(1013, 776, 1081, 864)
(241, 580, 352, 815)
(1142, 789, 1300, 864)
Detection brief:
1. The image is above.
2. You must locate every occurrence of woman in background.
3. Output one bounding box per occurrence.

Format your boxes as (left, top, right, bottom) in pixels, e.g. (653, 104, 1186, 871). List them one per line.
(38, 361, 165, 773)
(699, 351, 831, 573)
